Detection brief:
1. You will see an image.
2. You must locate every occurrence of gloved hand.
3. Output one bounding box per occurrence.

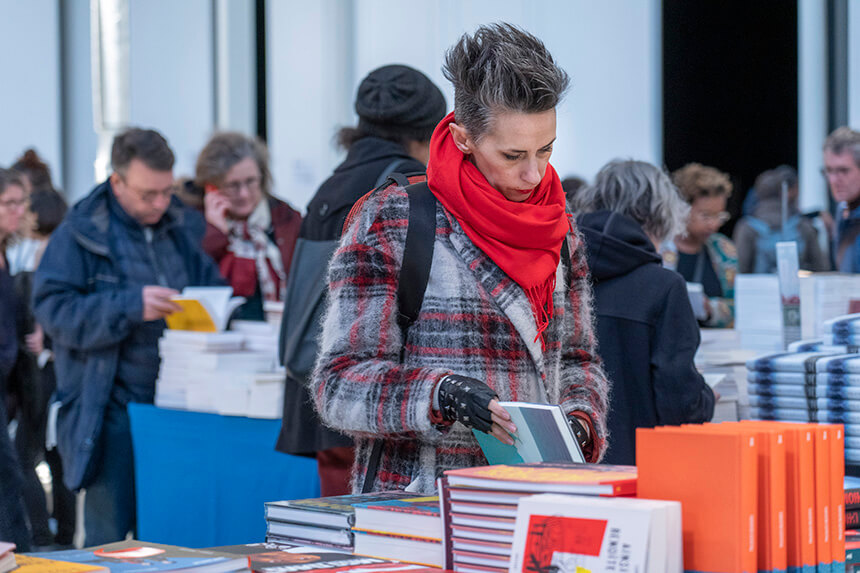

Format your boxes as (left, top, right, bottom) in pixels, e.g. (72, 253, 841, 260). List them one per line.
(568, 415, 592, 451)
(437, 374, 498, 433)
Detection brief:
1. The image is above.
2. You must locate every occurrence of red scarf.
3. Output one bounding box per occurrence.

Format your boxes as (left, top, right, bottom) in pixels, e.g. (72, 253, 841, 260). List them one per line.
(427, 112, 570, 349)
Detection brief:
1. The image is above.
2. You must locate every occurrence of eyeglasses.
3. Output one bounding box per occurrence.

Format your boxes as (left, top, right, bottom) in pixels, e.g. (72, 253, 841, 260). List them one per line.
(693, 210, 731, 224)
(119, 176, 173, 204)
(220, 176, 262, 197)
(0, 197, 28, 210)
(821, 166, 856, 179)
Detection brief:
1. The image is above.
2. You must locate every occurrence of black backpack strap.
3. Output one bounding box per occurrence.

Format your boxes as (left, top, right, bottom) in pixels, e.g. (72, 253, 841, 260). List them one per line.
(397, 181, 436, 336)
(363, 181, 436, 493)
(373, 159, 410, 188)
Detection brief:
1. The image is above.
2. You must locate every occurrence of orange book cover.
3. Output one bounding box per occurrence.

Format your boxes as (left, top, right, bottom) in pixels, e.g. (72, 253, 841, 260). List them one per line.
(740, 420, 816, 571)
(799, 423, 832, 571)
(13, 556, 108, 573)
(827, 424, 845, 570)
(710, 422, 787, 573)
(636, 425, 757, 573)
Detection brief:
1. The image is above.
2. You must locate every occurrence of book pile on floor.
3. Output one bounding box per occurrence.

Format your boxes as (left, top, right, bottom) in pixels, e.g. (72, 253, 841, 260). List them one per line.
(263, 492, 415, 551)
(637, 421, 845, 573)
(438, 462, 638, 572)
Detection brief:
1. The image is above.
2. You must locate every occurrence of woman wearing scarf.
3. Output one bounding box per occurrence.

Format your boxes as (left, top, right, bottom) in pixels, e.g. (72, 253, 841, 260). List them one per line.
(199, 132, 302, 320)
(311, 23, 610, 494)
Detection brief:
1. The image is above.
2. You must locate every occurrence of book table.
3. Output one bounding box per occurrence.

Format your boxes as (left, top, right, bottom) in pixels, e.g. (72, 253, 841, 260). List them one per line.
(128, 404, 320, 548)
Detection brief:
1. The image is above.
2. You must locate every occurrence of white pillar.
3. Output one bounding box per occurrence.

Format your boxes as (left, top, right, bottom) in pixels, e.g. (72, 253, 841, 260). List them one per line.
(798, 0, 830, 212)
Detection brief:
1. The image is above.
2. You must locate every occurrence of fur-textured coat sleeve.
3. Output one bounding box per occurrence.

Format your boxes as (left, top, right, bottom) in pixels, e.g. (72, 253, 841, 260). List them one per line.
(310, 186, 452, 441)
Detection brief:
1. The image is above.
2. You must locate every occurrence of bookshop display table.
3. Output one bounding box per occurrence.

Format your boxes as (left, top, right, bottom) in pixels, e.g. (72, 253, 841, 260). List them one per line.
(128, 404, 320, 548)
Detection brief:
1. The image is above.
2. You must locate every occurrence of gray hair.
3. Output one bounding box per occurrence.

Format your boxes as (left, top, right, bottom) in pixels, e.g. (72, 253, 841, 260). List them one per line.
(442, 23, 570, 141)
(572, 160, 689, 243)
(824, 126, 860, 168)
(195, 132, 272, 196)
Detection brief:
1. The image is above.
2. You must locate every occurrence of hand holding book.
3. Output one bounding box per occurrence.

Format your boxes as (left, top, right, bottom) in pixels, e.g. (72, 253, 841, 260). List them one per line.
(436, 374, 516, 444)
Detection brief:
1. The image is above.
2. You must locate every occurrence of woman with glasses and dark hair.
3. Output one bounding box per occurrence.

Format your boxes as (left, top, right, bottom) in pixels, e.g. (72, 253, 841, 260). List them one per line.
(310, 23, 610, 494)
(197, 132, 302, 320)
(661, 162, 738, 328)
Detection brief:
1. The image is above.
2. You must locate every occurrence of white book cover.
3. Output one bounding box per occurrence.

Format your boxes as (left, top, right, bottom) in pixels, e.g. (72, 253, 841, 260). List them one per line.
(508, 494, 682, 573)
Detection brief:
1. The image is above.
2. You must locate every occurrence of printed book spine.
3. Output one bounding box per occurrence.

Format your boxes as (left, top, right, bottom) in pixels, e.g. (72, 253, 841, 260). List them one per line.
(437, 476, 454, 571)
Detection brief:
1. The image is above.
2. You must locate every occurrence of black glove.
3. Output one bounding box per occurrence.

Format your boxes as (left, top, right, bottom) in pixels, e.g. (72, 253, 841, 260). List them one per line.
(568, 416, 592, 451)
(437, 374, 498, 433)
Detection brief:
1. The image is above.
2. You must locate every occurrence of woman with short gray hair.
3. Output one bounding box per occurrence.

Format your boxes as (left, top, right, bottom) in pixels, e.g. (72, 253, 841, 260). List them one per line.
(574, 159, 715, 465)
(311, 23, 609, 493)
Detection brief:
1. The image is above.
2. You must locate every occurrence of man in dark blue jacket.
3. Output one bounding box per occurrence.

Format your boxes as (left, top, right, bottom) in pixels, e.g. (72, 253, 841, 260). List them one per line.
(33, 128, 223, 546)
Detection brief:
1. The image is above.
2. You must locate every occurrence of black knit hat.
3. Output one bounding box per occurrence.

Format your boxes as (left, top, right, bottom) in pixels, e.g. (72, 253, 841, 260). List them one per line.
(355, 64, 446, 141)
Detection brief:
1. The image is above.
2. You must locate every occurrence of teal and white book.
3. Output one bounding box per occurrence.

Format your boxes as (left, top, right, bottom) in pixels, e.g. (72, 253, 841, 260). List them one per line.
(472, 402, 585, 466)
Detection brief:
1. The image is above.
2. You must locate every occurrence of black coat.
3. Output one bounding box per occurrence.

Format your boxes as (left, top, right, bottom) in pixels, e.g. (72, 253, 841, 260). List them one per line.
(276, 137, 424, 456)
(577, 210, 715, 465)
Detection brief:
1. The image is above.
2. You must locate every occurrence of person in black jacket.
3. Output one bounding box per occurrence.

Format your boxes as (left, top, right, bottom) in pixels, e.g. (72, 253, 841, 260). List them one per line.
(276, 64, 446, 495)
(573, 159, 715, 466)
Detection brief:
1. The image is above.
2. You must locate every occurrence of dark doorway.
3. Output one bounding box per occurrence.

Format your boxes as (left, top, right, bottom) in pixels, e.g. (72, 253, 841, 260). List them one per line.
(663, 0, 798, 236)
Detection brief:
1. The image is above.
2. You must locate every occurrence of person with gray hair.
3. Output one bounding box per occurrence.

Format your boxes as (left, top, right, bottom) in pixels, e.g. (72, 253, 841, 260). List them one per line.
(574, 159, 715, 465)
(823, 126, 860, 272)
(311, 23, 609, 493)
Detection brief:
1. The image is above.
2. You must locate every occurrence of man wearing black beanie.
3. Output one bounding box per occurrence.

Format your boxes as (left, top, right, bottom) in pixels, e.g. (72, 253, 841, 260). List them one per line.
(276, 64, 446, 495)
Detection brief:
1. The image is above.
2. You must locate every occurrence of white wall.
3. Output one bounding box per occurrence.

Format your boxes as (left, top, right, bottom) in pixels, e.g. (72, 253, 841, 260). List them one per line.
(850, 0, 860, 130)
(0, 0, 63, 185)
(128, 0, 215, 181)
(267, 0, 663, 211)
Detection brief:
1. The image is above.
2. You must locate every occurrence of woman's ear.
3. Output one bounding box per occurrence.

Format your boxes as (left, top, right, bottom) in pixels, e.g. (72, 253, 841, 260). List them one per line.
(448, 122, 472, 154)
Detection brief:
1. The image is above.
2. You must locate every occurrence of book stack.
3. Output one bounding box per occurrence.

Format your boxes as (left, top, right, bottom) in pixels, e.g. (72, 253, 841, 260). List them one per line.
(746, 349, 860, 465)
(637, 421, 845, 573)
(155, 329, 284, 417)
(438, 462, 638, 572)
(352, 497, 444, 567)
(232, 320, 280, 359)
(263, 492, 413, 550)
(823, 314, 860, 349)
(508, 494, 682, 573)
(0, 544, 14, 573)
(735, 274, 784, 352)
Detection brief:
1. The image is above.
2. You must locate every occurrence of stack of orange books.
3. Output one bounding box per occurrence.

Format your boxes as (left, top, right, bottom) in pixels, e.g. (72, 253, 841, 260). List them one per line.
(636, 421, 844, 573)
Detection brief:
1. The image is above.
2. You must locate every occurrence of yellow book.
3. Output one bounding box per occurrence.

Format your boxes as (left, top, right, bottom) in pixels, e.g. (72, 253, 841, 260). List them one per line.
(165, 287, 244, 332)
(13, 555, 108, 573)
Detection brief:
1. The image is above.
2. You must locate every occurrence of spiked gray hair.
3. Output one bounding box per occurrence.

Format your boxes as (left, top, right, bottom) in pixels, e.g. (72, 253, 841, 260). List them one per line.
(573, 160, 690, 243)
(443, 23, 570, 141)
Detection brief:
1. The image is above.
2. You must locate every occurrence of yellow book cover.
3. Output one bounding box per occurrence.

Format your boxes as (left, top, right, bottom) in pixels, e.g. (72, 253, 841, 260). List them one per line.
(14, 555, 108, 573)
(165, 299, 218, 332)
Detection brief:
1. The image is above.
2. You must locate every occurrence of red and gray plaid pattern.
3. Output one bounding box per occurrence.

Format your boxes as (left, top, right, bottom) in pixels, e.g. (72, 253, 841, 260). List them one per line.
(311, 184, 610, 494)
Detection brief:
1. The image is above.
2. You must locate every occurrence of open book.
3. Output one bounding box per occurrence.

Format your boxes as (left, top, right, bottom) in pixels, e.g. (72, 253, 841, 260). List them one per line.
(472, 402, 585, 466)
(165, 287, 245, 332)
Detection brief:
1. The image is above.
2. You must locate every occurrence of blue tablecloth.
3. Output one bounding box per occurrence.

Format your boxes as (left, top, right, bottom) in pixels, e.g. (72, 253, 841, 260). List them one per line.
(128, 404, 320, 547)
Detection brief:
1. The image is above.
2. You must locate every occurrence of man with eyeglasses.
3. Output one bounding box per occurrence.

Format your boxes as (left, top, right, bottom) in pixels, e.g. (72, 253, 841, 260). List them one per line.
(823, 127, 860, 272)
(32, 128, 223, 546)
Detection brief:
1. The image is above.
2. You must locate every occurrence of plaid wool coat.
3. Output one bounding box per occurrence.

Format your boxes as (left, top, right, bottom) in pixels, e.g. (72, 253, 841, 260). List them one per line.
(310, 184, 611, 494)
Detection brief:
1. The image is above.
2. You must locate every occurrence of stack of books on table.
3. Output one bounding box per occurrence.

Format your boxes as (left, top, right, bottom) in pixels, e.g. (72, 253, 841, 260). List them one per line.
(637, 421, 845, 573)
(352, 496, 444, 567)
(263, 492, 413, 551)
(154, 329, 283, 418)
(438, 462, 638, 572)
(232, 320, 279, 358)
